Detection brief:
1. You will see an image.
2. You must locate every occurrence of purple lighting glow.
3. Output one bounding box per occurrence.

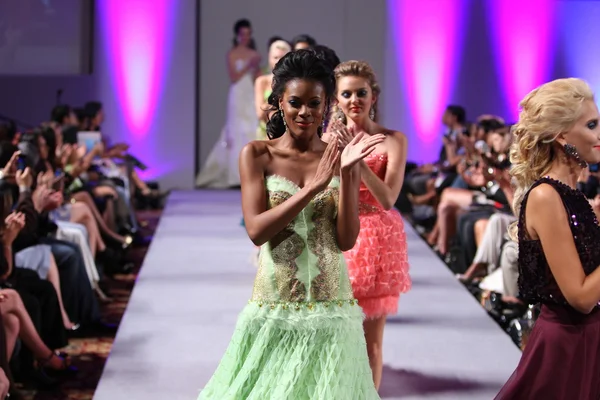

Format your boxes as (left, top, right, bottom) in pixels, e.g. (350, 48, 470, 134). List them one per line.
(389, 0, 466, 155)
(487, 0, 555, 121)
(99, 0, 175, 136)
(560, 2, 600, 109)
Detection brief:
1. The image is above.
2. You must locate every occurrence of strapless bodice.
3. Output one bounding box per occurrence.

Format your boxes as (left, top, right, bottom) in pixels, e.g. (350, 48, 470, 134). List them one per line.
(251, 175, 355, 306)
(358, 153, 388, 212)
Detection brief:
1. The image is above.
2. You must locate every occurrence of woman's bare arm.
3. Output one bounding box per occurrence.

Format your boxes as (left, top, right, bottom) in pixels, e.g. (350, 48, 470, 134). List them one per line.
(0, 245, 12, 281)
(359, 132, 407, 210)
(336, 165, 361, 251)
(240, 142, 320, 246)
(254, 75, 269, 121)
(529, 184, 600, 313)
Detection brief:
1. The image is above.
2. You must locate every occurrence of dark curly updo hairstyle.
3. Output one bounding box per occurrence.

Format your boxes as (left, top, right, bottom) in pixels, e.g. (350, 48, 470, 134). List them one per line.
(311, 45, 341, 70)
(265, 50, 336, 139)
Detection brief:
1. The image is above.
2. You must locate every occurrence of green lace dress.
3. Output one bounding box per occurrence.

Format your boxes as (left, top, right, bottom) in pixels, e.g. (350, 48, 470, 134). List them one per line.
(198, 175, 380, 400)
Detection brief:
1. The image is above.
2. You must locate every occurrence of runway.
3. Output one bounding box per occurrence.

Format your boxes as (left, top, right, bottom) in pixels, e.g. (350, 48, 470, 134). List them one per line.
(93, 190, 521, 400)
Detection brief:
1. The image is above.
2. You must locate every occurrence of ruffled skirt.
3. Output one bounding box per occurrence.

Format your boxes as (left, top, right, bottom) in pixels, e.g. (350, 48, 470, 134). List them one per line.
(198, 300, 380, 400)
(345, 208, 411, 319)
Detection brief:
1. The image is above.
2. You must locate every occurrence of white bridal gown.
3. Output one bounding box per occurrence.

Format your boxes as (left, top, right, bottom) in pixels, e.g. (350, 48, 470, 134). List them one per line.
(196, 59, 257, 188)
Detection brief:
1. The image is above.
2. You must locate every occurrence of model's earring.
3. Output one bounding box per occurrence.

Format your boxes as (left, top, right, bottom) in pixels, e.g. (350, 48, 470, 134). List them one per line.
(369, 107, 375, 121)
(563, 143, 588, 168)
(280, 108, 287, 131)
(317, 117, 326, 137)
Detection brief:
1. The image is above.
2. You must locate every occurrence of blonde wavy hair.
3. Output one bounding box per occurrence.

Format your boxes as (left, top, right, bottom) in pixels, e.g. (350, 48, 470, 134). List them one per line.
(508, 78, 594, 240)
(332, 60, 381, 123)
(269, 40, 291, 55)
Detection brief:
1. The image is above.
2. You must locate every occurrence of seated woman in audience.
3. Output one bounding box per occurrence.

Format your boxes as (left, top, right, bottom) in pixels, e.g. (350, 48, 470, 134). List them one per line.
(455, 163, 514, 278)
(34, 129, 131, 248)
(0, 288, 73, 372)
(0, 200, 73, 384)
(427, 121, 511, 256)
(83, 101, 166, 212)
(61, 140, 135, 242)
(0, 146, 103, 331)
(32, 129, 132, 278)
(0, 167, 78, 330)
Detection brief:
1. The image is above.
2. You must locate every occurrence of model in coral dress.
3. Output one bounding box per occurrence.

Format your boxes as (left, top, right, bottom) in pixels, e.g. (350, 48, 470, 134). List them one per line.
(344, 152, 411, 318)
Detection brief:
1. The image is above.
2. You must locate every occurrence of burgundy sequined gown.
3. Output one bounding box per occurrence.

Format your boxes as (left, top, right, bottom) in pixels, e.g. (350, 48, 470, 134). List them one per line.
(496, 177, 600, 400)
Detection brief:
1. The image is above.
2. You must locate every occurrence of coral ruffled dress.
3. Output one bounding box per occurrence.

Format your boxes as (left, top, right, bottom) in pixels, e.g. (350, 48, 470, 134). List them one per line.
(344, 153, 411, 319)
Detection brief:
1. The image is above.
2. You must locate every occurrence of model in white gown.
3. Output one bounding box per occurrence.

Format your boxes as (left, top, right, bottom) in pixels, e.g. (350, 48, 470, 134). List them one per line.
(196, 59, 258, 188)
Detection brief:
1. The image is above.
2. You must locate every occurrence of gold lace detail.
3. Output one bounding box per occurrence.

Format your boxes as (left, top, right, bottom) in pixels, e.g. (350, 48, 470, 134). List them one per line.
(267, 190, 307, 302)
(308, 188, 343, 301)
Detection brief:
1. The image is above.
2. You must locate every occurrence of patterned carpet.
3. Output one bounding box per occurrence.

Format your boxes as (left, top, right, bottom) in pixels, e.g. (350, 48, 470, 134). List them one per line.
(21, 210, 161, 400)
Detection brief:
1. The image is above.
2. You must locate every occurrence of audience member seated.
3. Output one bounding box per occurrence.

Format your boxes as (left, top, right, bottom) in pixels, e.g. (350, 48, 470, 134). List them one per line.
(401, 109, 534, 347)
(0, 96, 164, 395)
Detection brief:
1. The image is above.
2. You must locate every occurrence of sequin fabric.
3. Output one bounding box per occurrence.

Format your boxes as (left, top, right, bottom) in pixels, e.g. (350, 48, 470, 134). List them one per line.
(344, 153, 411, 319)
(250, 175, 355, 306)
(517, 177, 600, 305)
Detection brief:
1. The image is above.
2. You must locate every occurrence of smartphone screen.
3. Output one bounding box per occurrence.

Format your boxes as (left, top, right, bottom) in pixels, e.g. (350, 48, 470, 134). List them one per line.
(16, 155, 26, 171)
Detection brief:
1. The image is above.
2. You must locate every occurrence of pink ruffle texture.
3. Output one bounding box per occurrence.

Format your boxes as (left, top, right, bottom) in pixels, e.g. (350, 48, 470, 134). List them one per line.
(344, 153, 411, 319)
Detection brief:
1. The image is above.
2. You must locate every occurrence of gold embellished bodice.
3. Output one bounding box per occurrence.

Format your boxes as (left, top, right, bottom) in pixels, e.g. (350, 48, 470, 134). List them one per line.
(251, 175, 355, 305)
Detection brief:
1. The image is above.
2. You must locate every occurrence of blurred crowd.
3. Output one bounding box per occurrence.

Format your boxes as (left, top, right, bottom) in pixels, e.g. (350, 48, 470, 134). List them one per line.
(0, 101, 167, 397)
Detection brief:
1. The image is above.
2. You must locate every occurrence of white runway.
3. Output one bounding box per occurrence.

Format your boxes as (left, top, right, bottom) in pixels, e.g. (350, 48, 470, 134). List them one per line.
(94, 190, 521, 400)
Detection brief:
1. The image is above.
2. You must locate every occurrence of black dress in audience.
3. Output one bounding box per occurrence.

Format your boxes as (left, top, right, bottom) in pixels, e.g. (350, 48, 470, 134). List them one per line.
(578, 174, 600, 199)
(2, 139, 102, 329)
(450, 187, 510, 271)
(11, 189, 101, 326)
(0, 184, 67, 369)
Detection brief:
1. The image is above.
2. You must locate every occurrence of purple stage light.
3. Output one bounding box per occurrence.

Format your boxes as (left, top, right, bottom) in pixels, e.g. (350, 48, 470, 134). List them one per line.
(487, 0, 556, 120)
(560, 1, 600, 107)
(388, 0, 467, 160)
(99, 0, 174, 135)
(98, 0, 177, 180)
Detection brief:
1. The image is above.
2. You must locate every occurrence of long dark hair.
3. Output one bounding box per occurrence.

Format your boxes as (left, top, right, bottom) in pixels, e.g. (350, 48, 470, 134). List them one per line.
(0, 180, 14, 277)
(232, 19, 256, 50)
(40, 126, 58, 170)
(265, 50, 336, 139)
(0, 144, 19, 216)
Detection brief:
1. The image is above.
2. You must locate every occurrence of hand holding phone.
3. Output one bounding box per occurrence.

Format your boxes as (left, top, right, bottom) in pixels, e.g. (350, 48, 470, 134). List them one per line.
(16, 155, 27, 172)
(52, 173, 65, 191)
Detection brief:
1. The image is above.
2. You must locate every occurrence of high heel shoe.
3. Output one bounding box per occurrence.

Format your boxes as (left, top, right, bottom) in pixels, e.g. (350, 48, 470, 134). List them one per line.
(94, 285, 113, 303)
(67, 323, 80, 331)
(37, 351, 78, 375)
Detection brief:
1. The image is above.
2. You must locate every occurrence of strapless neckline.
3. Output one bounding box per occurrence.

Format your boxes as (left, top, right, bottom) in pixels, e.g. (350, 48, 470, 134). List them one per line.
(265, 174, 340, 191)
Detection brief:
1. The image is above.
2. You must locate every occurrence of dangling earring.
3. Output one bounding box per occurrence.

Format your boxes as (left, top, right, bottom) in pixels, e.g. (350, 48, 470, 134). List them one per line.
(563, 143, 588, 168)
(318, 116, 326, 137)
(369, 107, 375, 121)
(335, 106, 345, 123)
(280, 108, 287, 132)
